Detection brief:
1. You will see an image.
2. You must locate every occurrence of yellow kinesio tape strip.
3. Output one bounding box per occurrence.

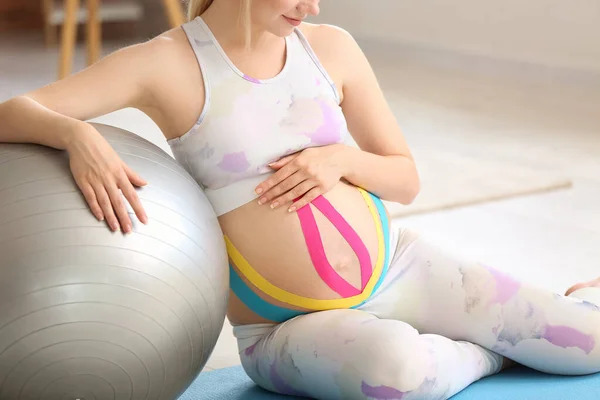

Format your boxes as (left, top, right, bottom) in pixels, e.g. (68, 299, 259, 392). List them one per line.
(225, 188, 385, 310)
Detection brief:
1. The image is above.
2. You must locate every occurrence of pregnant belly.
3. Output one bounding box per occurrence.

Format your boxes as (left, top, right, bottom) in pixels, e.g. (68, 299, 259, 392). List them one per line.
(218, 181, 391, 325)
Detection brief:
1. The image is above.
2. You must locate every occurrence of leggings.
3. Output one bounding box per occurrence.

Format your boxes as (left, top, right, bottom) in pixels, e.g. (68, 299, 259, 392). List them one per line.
(232, 228, 600, 400)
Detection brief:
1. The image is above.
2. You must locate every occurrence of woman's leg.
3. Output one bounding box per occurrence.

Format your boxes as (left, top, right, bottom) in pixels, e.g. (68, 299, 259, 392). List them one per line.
(234, 309, 505, 400)
(359, 228, 600, 376)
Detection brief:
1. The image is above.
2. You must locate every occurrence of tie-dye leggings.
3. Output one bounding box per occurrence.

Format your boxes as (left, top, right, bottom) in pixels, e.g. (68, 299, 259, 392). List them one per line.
(232, 228, 600, 399)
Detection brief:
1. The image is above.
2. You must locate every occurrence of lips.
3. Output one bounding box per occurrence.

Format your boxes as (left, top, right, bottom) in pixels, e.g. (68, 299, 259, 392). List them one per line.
(283, 16, 302, 26)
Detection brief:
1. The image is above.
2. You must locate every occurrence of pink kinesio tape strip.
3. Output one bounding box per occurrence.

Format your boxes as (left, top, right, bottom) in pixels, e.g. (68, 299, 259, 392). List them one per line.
(296, 195, 373, 297)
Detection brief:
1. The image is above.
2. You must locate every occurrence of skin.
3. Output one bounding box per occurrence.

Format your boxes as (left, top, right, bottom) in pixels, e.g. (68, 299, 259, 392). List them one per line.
(566, 278, 600, 297)
(0, 0, 597, 296)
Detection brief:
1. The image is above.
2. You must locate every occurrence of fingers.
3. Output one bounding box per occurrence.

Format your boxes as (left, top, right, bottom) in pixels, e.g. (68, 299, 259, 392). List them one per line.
(268, 153, 298, 170)
(123, 162, 148, 187)
(93, 182, 120, 232)
(121, 165, 148, 224)
(255, 162, 297, 197)
(86, 172, 145, 234)
(69, 135, 148, 233)
(106, 182, 133, 233)
(78, 181, 104, 221)
(270, 180, 318, 210)
(288, 187, 322, 212)
(258, 171, 306, 206)
(120, 178, 148, 225)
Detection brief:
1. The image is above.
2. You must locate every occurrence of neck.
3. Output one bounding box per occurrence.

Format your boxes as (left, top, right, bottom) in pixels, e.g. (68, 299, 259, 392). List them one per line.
(201, 0, 279, 52)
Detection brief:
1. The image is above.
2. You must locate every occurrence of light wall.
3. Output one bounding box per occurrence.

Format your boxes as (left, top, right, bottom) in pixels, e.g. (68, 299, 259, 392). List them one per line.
(312, 0, 600, 73)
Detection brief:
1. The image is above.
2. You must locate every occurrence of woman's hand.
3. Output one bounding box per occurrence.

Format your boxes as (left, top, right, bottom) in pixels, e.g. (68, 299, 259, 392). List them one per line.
(66, 124, 148, 233)
(255, 144, 350, 212)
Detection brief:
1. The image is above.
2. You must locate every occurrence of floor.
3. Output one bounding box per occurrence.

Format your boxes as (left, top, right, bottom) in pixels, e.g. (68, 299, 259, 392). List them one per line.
(1, 31, 599, 372)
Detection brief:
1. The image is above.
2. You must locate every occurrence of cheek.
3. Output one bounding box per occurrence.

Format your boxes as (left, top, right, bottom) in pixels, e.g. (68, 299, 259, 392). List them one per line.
(256, 0, 299, 35)
(273, 0, 299, 14)
(257, 0, 290, 20)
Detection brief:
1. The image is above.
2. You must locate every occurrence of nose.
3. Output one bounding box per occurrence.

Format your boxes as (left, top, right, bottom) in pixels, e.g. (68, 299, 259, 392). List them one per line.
(297, 0, 320, 17)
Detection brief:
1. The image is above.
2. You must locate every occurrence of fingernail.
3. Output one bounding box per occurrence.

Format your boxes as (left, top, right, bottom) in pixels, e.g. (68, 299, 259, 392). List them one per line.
(258, 197, 266, 205)
(255, 187, 263, 195)
(270, 202, 279, 209)
(288, 206, 296, 212)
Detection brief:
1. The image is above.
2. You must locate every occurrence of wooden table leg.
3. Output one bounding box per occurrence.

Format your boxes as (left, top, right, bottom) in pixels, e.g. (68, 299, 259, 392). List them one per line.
(58, 0, 80, 80)
(42, 0, 57, 47)
(162, 0, 186, 28)
(86, 0, 101, 66)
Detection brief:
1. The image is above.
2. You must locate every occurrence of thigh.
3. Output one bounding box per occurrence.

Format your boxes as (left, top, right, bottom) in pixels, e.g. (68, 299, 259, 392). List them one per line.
(361, 228, 600, 375)
(233, 308, 504, 400)
(235, 309, 420, 399)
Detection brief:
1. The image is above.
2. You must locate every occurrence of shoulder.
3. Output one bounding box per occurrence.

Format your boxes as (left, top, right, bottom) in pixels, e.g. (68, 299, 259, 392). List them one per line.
(142, 26, 198, 68)
(296, 23, 368, 101)
(106, 26, 189, 65)
(129, 25, 204, 98)
(151, 25, 192, 50)
(121, 26, 206, 139)
(297, 23, 363, 63)
(103, 26, 197, 90)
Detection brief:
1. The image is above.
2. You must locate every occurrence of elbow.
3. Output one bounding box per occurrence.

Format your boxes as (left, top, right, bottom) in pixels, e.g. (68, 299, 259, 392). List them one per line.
(385, 178, 420, 206)
(401, 177, 421, 205)
(394, 164, 421, 205)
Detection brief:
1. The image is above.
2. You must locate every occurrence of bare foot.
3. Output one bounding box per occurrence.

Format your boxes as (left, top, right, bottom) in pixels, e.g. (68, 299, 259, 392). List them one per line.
(565, 277, 600, 297)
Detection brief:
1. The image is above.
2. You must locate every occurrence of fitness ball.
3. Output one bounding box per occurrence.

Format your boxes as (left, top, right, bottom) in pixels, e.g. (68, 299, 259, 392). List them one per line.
(0, 123, 229, 400)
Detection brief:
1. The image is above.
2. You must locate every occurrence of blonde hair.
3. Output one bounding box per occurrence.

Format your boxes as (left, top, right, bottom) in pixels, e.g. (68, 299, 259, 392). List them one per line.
(187, 0, 252, 48)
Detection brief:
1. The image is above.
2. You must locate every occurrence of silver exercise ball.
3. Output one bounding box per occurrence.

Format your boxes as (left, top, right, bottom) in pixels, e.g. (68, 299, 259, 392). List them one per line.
(0, 123, 229, 400)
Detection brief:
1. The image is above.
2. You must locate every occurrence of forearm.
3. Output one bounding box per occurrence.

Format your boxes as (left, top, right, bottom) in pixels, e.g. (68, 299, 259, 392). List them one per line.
(0, 96, 85, 150)
(340, 145, 420, 205)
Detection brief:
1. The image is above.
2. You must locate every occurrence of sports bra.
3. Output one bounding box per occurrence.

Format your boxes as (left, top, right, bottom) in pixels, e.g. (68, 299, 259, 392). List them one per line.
(167, 16, 353, 216)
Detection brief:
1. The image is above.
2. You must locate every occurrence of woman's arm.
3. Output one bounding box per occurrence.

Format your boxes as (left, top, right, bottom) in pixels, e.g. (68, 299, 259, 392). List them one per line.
(0, 42, 160, 231)
(339, 145, 419, 205)
(0, 30, 202, 231)
(0, 41, 157, 148)
(253, 24, 420, 210)
(321, 26, 420, 205)
(0, 28, 202, 146)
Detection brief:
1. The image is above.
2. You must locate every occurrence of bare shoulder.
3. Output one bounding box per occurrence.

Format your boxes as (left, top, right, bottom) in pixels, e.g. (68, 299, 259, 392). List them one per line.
(23, 25, 204, 141)
(139, 26, 202, 102)
(130, 27, 206, 139)
(297, 23, 366, 101)
(145, 26, 195, 60)
(298, 23, 359, 55)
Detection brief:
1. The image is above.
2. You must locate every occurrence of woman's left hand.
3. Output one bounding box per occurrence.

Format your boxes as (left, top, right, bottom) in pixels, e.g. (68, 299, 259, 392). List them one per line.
(255, 144, 349, 212)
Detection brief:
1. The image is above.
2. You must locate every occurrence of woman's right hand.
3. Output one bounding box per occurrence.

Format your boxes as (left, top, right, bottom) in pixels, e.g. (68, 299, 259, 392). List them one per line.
(66, 124, 148, 233)
(0, 33, 199, 233)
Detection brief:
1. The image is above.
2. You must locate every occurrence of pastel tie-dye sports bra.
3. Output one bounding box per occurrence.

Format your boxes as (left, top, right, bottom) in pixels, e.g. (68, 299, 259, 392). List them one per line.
(167, 16, 352, 216)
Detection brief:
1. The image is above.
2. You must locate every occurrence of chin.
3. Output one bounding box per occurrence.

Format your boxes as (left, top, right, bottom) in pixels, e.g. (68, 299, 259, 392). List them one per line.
(273, 17, 302, 35)
(269, 25, 295, 37)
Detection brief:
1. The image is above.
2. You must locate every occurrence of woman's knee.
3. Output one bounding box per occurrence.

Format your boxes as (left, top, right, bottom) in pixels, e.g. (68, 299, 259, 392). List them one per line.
(236, 310, 380, 396)
(234, 310, 440, 398)
(351, 319, 435, 396)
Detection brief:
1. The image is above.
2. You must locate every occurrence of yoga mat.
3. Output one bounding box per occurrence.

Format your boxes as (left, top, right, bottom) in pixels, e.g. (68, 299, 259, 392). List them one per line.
(179, 365, 600, 399)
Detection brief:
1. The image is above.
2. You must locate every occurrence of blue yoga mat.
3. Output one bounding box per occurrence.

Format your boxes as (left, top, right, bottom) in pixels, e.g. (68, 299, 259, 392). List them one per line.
(179, 365, 600, 399)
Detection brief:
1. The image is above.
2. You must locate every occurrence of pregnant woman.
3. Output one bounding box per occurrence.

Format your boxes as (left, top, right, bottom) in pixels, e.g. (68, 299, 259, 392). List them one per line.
(1, 0, 599, 398)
